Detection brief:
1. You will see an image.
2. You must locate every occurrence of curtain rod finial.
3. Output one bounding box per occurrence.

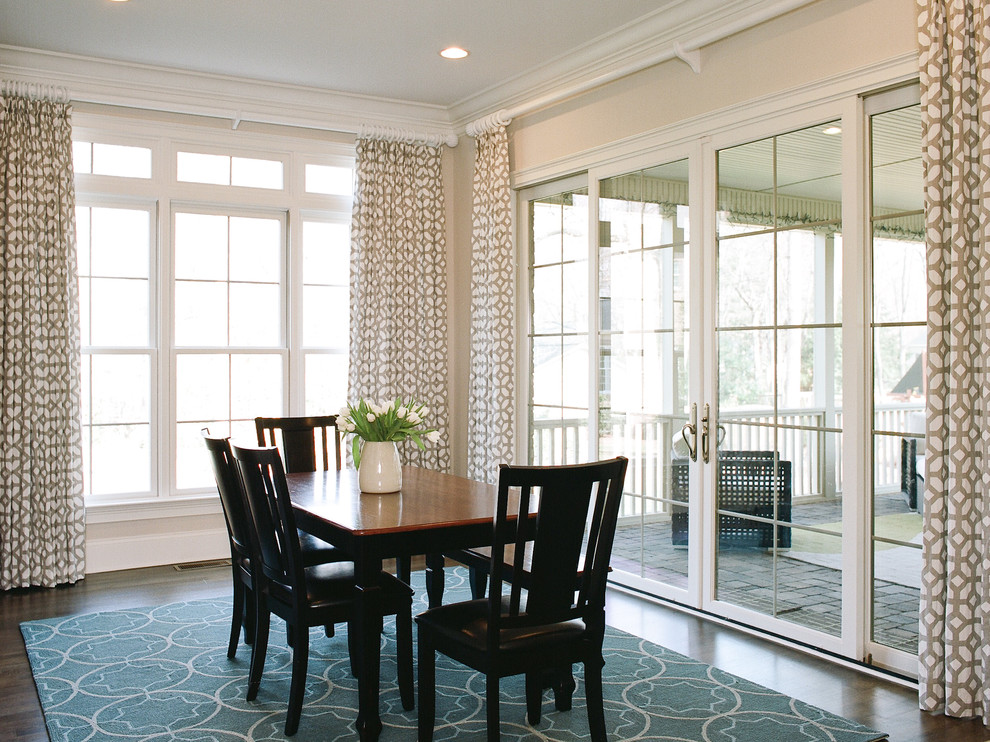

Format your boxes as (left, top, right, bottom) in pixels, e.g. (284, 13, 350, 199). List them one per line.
(466, 109, 512, 137)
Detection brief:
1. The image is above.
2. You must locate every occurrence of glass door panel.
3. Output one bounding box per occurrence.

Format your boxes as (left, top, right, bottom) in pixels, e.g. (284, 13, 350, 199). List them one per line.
(598, 161, 691, 591)
(528, 186, 591, 466)
(869, 101, 924, 660)
(597, 160, 691, 590)
(715, 122, 843, 636)
(522, 90, 924, 674)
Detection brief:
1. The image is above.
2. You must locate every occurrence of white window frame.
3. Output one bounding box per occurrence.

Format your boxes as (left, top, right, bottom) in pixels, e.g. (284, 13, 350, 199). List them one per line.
(73, 110, 354, 517)
(76, 196, 160, 503)
(519, 174, 593, 466)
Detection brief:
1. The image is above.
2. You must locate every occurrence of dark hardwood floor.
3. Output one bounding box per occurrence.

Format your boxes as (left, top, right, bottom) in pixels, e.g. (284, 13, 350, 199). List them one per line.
(1, 563, 233, 742)
(605, 587, 986, 742)
(1, 564, 985, 742)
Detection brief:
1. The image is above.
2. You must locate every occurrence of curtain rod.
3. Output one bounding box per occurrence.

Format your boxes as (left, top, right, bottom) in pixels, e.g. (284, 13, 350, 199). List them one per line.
(357, 123, 458, 148)
(1, 78, 69, 104)
(223, 110, 459, 147)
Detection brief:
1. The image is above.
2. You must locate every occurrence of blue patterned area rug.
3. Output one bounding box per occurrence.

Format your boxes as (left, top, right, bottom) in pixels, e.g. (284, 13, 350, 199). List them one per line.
(22, 569, 887, 742)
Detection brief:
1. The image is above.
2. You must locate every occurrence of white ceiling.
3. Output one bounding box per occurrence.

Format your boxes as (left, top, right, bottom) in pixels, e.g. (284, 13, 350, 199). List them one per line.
(0, 1, 920, 209)
(0, 0, 792, 113)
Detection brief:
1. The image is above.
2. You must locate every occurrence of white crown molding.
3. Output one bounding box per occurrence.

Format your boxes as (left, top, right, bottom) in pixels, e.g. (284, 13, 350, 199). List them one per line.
(0, 44, 457, 139)
(3, 0, 826, 139)
(449, 0, 819, 128)
(510, 52, 920, 189)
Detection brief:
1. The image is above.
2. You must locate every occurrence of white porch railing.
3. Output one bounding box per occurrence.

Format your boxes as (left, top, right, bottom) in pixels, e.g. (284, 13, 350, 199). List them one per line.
(530, 403, 923, 518)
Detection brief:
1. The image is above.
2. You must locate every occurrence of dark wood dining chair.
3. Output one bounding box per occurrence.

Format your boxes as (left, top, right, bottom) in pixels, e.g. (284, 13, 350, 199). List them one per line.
(255, 415, 353, 565)
(231, 443, 415, 736)
(255, 415, 341, 473)
(416, 456, 628, 742)
(202, 432, 346, 662)
(255, 414, 416, 586)
(202, 432, 258, 660)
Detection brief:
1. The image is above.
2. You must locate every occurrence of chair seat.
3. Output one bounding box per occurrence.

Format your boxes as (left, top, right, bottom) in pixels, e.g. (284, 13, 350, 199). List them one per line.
(297, 530, 348, 567)
(302, 562, 413, 609)
(451, 545, 503, 571)
(445, 545, 527, 599)
(417, 597, 586, 655)
(447, 544, 593, 598)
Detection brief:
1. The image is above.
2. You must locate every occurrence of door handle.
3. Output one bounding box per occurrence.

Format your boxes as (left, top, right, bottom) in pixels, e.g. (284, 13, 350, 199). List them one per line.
(701, 403, 711, 463)
(679, 403, 698, 462)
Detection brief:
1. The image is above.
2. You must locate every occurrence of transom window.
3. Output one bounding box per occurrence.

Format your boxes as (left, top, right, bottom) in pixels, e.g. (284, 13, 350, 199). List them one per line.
(177, 150, 284, 189)
(73, 141, 152, 179)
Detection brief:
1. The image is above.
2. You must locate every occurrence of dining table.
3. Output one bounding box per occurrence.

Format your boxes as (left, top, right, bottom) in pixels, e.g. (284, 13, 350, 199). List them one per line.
(286, 464, 515, 742)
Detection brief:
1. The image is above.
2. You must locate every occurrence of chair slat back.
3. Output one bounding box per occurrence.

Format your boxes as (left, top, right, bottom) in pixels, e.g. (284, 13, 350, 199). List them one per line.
(488, 457, 628, 634)
(232, 444, 306, 602)
(202, 433, 253, 560)
(255, 415, 341, 473)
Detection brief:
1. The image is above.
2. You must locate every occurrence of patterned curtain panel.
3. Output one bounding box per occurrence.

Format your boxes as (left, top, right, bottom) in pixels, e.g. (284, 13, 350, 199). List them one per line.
(0, 95, 86, 589)
(917, 0, 990, 719)
(466, 126, 514, 484)
(347, 138, 450, 471)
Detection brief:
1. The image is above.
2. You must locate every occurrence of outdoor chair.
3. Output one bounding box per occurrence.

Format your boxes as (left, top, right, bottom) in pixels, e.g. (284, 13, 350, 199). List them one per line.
(671, 450, 792, 548)
(900, 436, 923, 512)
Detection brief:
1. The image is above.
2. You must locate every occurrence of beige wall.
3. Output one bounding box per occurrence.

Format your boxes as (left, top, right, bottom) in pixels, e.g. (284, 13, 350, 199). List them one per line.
(507, 0, 916, 175)
(444, 142, 475, 476)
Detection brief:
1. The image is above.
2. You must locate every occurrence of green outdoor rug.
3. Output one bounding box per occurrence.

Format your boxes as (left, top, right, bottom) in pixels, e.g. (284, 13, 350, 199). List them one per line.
(21, 569, 887, 742)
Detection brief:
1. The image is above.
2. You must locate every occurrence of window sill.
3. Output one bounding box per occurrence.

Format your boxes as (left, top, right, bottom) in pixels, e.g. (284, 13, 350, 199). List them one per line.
(85, 494, 221, 525)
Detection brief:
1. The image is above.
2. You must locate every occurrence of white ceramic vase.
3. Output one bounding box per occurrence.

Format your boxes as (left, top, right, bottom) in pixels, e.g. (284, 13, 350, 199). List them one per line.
(358, 441, 402, 493)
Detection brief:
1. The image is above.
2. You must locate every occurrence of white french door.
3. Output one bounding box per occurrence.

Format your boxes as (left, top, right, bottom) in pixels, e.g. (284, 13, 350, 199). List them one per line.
(572, 112, 857, 657)
(522, 87, 923, 676)
(708, 115, 847, 652)
(523, 150, 704, 609)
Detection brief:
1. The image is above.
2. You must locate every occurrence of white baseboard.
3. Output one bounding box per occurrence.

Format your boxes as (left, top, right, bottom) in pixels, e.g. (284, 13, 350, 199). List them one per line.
(85, 527, 229, 574)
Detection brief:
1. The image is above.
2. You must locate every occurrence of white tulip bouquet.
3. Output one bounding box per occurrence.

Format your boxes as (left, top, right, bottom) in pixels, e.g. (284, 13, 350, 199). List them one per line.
(337, 397, 441, 467)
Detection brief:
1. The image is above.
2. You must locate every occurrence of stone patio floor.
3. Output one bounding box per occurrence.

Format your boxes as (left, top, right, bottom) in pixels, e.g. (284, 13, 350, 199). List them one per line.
(610, 493, 919, 655)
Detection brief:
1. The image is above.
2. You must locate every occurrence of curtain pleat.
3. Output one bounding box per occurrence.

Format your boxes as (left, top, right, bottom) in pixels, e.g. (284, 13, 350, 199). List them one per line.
(466, 127, 514, 484)
(0, 95, 85, 589)
(917, 0, 990, 719)
(347, 138, 450, 471)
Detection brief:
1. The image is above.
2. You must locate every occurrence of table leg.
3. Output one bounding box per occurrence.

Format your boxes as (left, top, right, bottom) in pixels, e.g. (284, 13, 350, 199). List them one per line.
(425, 552, 445, 608)
(354, 557, 384, 742)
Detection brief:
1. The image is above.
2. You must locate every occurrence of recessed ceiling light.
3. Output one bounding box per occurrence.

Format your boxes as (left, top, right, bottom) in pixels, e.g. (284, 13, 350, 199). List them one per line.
(440, 47, 469, 60)
(822, 125, 842, 135)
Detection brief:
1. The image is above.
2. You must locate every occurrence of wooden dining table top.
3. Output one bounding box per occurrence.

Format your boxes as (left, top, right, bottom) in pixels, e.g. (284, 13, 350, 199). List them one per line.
(286, 464, 500, 539)
(285, 463, 543, 571)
